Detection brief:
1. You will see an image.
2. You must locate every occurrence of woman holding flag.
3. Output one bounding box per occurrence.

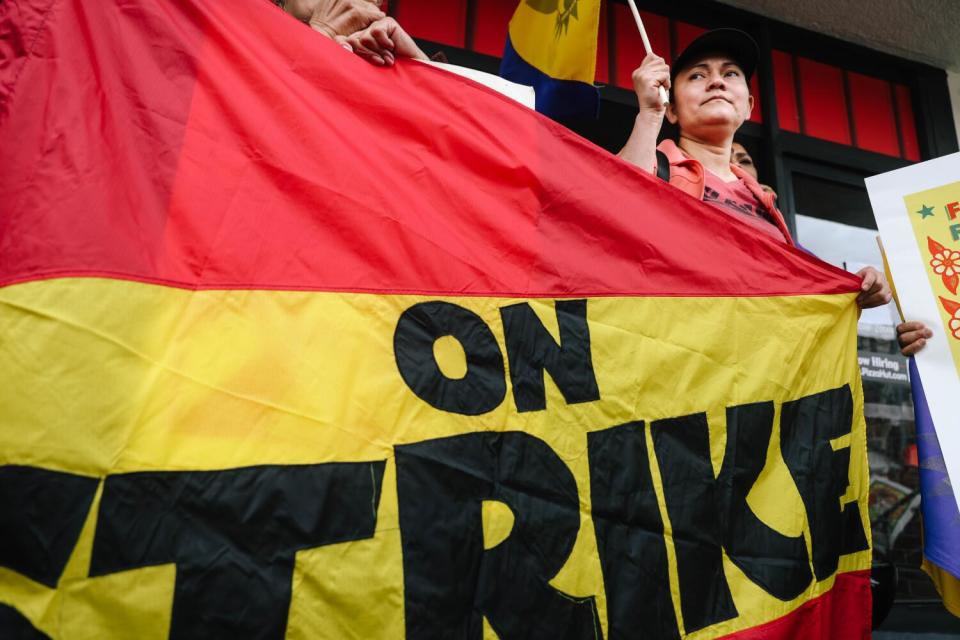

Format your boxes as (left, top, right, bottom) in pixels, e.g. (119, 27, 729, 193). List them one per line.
(617, 29, 935, 350)
(618, 30, 800, 245)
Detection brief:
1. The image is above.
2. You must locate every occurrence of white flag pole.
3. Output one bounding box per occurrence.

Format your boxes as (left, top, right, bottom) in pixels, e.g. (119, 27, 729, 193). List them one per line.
(624, 0, 670, 107)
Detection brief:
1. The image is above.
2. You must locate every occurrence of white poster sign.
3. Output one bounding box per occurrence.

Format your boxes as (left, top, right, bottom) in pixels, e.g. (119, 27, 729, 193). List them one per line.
(866, 152, 960, 511)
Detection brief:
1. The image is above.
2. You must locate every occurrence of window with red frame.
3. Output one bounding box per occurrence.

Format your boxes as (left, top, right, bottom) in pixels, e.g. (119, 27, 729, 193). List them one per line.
(775, 51, 919, 161)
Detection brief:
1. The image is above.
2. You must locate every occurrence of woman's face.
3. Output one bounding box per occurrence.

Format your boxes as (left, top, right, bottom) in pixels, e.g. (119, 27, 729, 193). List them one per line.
(666, 54, 754, 140)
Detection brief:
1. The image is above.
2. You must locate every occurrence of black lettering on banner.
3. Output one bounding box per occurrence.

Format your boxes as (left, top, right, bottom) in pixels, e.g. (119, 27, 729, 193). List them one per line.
(587, 422, 679, 640)
(89, 462, 386, 640)
(500, 299, 600, 413)
(394, 301, 506, 415)
(0, 603, 52, 639)
(395, 432, 601, 640)
(650, 413, 738, 633)
(780, 385, 869, 581)
(0, 465, 99, 587)
(717, 402, 812, 600)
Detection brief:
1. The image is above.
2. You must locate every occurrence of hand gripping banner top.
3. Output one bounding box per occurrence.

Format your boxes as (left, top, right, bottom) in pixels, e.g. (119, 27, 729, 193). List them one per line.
(0, 1, 871, 638)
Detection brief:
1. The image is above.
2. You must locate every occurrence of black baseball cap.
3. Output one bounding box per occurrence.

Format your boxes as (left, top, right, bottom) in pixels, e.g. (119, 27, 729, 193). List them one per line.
(670, 29, 759, 83)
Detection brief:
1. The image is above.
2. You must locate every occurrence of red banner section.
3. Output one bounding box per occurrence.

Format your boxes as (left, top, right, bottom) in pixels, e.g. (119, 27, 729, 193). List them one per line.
(0, 0, 857, 298)
(722, 571, 871, 640)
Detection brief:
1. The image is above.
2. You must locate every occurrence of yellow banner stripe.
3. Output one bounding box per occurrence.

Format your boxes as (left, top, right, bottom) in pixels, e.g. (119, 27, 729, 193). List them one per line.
(0, 278, 870, 639)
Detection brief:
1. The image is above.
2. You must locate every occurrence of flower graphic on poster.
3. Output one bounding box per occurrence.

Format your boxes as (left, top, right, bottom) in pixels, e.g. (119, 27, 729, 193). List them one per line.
(940, 297, 960, 341)
(927, 238, 960, 295)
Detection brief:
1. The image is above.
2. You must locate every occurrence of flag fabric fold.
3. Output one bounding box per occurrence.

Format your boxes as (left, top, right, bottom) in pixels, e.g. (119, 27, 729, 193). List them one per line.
(1, 0, 873, 638)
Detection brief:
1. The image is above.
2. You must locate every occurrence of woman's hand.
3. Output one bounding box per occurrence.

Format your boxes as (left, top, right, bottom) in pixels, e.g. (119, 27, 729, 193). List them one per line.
(346, 17, 428, 66)
(855, 266, 893, 309)
(283, 0, 385, 39)
(631, 54, 671, 116)
(897, 321, 933, 356)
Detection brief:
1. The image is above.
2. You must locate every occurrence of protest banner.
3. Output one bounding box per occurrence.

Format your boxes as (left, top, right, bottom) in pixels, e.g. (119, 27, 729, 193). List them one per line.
(1, 0, 871, 637)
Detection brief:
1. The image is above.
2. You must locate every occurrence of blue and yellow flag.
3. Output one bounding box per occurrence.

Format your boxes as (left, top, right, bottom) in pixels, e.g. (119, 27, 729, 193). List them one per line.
(500, 0, 601, 120)
(909, 360, 960, 617)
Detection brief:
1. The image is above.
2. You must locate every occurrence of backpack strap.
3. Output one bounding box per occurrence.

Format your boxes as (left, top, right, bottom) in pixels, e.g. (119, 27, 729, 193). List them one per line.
(655, 149, 670, 182)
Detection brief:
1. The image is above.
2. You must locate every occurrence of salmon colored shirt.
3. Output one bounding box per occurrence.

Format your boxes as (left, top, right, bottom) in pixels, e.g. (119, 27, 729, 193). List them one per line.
(656, 139, 793, 245)
(702, 170, 786, 243)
